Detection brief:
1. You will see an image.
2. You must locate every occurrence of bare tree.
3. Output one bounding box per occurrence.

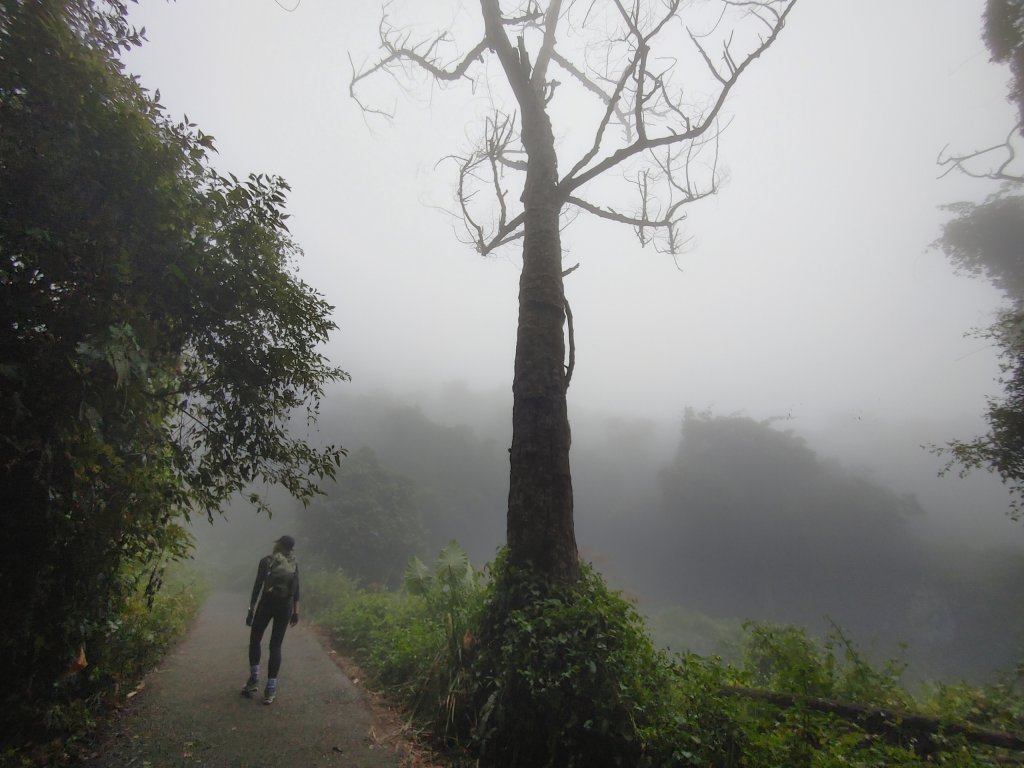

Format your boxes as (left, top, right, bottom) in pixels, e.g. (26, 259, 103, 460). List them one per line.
(351, 0, 796, 584)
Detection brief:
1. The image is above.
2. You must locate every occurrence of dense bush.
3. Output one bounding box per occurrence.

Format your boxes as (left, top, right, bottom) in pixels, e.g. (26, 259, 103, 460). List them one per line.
(89, 562, 209, 701)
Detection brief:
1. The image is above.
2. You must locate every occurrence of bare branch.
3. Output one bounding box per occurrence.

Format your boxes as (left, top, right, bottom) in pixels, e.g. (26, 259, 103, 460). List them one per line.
(481, 211, 528, 255)
(565, 194, 673, 228)
(561, 0, 797, 196)
(482, 0, 536, 109)
(688, 29, 727, 84)
(350, 1, 796, 258)
(938, 124, 1024, 183)
(348, 4, 489, 117)
(447, 111, 525, 254)
(558, 50, 638, 173)
(503, 3, 544, 26)
(455, 153, 489, 252)
(725, 0, 782, 31)
(347, 51, 396, 118)
(531, 0, 565, 88)
(486, 114, 517, 230)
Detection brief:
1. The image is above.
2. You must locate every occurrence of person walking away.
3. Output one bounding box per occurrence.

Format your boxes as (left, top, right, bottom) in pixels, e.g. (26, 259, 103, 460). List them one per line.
(242, 535, 300, 704)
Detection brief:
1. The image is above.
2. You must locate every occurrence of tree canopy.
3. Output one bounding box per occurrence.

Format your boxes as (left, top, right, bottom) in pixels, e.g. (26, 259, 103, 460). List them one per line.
(984, 0, 1024, 126)
(934, 0, 1024, 520)
(0, 0, 346, 742)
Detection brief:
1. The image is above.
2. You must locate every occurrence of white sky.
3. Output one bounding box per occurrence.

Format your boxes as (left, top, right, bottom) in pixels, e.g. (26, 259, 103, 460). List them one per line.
(125, 1, 1024, 541)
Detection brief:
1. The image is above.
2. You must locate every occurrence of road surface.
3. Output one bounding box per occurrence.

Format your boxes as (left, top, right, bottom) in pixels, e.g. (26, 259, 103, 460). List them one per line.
(90, 591, 415, 768)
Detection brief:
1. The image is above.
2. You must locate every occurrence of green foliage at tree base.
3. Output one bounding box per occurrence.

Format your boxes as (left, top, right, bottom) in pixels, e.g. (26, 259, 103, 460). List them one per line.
(468, 553, 685, 768)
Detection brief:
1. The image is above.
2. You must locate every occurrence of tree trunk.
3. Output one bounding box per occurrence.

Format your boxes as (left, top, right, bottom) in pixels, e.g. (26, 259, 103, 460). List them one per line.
(505, 103, 579, 584)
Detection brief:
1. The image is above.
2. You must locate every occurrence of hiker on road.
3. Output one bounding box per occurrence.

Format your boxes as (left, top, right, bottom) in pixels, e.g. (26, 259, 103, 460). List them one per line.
(242, 535, 300, 704)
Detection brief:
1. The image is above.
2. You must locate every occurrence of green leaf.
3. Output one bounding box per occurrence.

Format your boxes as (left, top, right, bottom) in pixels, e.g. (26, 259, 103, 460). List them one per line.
(404, 556, 431, 596)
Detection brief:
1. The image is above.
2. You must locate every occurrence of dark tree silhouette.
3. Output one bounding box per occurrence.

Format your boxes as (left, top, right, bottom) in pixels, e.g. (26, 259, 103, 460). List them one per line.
(0, 0, 345, 741)
(935, 0, 1024, 519)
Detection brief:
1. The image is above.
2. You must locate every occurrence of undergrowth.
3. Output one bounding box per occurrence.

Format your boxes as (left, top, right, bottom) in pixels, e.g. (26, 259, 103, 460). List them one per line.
(306, 545, 1024, 768)
(304, 542, 485, 737)
(4, 560, 208, 767)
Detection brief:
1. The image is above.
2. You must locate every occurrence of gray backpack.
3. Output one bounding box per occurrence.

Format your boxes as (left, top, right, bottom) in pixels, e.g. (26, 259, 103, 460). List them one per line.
(263, 553, 296, 599)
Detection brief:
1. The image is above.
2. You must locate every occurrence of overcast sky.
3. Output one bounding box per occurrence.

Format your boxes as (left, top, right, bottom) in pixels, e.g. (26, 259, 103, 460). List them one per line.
(125, 1, 1024, 541)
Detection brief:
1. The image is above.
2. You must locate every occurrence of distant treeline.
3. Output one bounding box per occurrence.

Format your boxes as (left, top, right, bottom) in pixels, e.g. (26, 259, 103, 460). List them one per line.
(291, 388, 1023, 683)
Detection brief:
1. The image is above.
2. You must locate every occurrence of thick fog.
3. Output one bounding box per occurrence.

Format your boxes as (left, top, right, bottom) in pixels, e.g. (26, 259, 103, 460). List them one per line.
(125, 1, 1024, 682)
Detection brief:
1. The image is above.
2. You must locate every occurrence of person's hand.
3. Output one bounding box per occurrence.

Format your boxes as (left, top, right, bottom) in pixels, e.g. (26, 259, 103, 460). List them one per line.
(289, 612, 299, 627)
(245, 607, 254, 627)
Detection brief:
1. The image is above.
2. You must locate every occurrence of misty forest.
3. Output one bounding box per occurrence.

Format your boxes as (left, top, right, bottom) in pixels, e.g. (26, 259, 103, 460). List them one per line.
(3, 0, 1024, 766)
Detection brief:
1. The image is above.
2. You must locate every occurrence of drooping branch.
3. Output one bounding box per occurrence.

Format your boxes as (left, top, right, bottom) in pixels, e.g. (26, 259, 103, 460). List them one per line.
(561, 262, 580, 390)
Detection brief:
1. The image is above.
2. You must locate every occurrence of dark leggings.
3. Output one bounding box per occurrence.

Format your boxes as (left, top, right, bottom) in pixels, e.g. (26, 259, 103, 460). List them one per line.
(248, 598, 291, 678)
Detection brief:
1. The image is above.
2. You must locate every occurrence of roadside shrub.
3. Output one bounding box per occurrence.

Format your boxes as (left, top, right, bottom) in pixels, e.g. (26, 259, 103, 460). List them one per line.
(921, 671, 1024, 740)
(88, 560, 209, 697)
(301, 568, 363, 621)
(4, 561, 207, 766)
(404, 543, 487, 741)
(305, 569, 437, 694)
(305, 543, 486, 718)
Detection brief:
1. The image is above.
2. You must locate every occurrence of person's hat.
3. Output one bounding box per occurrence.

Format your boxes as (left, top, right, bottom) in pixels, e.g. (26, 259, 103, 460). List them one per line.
(274, 535, 295, 551)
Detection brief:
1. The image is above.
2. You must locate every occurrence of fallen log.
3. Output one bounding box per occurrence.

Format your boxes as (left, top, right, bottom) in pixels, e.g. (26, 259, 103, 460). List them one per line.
(723, 685, 1024, 753)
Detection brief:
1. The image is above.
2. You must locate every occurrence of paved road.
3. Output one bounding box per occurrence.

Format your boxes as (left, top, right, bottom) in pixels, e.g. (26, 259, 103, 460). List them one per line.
(91, 591, 404, 768)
